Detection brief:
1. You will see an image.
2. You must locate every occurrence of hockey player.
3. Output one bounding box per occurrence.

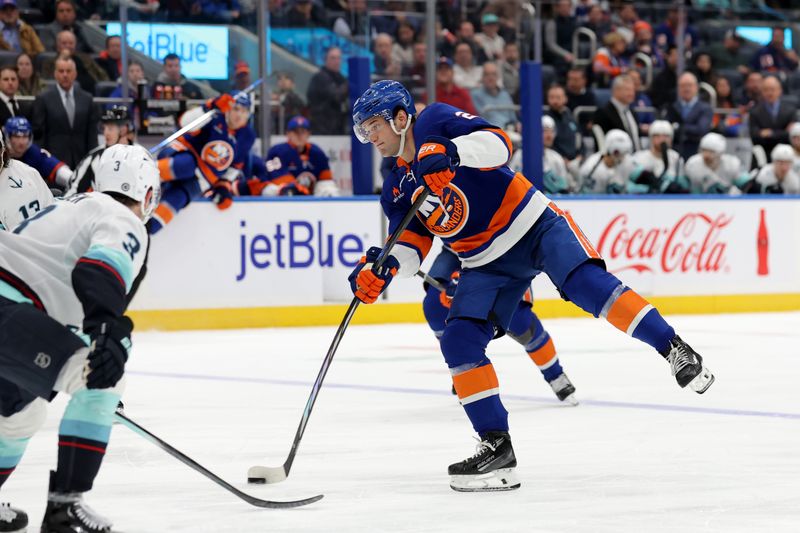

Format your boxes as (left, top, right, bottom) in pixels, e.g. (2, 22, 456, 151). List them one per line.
(149, 90, 256, 234)
(631, 120, 689, 193)
(236, 115, 339, 197)
(788, 122, 800, 177)
(4, 116, 72, 191)
(509, 115, 574, 194)
(578, 129, 637, 193)
(0, 144, 159, 533)
(349, 80, 714, 492)
(749, 143, 800, 194)
(0, 153, 55, 231)
(422, 245, 577, 403)
(684, 133, 750, 194)
(67, 105, 138, 195)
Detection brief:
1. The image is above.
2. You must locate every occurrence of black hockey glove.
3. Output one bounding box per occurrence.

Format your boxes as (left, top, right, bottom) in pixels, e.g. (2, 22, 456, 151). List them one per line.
(86, 316, 133, 389)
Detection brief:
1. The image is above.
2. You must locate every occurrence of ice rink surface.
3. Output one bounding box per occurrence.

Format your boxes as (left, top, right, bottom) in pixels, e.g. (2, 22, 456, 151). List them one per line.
(5, 311, 799, 532)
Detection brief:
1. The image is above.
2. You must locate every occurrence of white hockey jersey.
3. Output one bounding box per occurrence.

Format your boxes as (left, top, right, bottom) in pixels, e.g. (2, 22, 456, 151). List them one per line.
(631, 148, 681, 178)
(0, 159, 55, 231)
(0, 192, 147, 333)
(684, 153, 746, 193)
(578, 152, 638, 193)
(508, 147, 575, 193)
(753, 164, 800, 194)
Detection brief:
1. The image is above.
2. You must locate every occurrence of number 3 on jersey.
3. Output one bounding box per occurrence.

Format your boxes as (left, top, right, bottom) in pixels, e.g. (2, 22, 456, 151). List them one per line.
(123, 232, 140, 260)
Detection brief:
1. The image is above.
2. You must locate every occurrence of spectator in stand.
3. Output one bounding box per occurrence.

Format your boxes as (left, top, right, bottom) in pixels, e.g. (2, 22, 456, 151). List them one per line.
(373, 33, 402, 78)
(391, 22, 415, 70)
(0, 0, 44, 56)
(481, 2, 521, 43)
(109, 60, 146, 116)
(432, 56, 477, 115)
(403, 41, 427, 90)
(750, 144, 800, 194)
(232, 60, 251, 91)
(736, 70, 762, 109)
(32, 55, 99, 168)
(307, 46, 348, 134)
(453, 42, 483, 90)
(272, 70, 305, 132)
(544, 0, 576, 75)
(748, 75, 797, 157)
(630, 21, 662, 68)
(593, 74, 640, 151)
(475, 13, 505, 62)
(370, 0, 421, 37)
(574, 0, 593, 25)
(95, 35, 122, 81)
(610, 1, 638, 45)
(195, 0, 241, 23)
(750, 28, 799, 76)
(545, 84, 579, 161)
(15, 52, 43, 96)
(708, 29, 749, 75)
(442, 20, 487, 64)
(592, 32, 628, 88)
(711, 76, 743, 138)
(0, 65, 30, 126)
(39, 0, 92, 54)
(649, 44, 678, 110)
(152, 53, 203, 99)
(691, 52, 718, 88)
(42, 30, 108, 96)
(470, 61, 515, 129)
(565, 67, 595, 134)
(582, 5, 611, 43)
(628, 69, 653, 135)
(332, 0, 368, 41)
(654, 8, 699, 57)
(662, 72, 713, 160)
(286, 0, 326, 27)
(499, 41, 520, 102)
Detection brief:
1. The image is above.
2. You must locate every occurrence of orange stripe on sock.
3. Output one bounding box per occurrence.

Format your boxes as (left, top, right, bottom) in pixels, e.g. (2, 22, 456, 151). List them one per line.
(607, 290, 650, 333)
(452, 364, 499, 401)
(154, 203, 175, 225)
(528, 337, 556, 367)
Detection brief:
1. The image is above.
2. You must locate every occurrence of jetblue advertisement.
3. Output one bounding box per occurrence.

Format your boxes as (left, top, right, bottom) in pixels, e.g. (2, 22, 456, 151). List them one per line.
(106, 22, 229, 80)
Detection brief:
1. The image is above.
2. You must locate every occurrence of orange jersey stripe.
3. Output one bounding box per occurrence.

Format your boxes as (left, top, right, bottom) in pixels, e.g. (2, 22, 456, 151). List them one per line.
(548, 202, 601, 259)
(453, 364, 500, 401)
(271, 174, 296, 185)
(157, 158, 175, 182)
(318, 169, 333, 181)
(606, 290, 650, 333)
(396, 230, 433, 258)
(528, 337, 557, 367)
(484, 127, 513, 164)
(154, 203, 175, 225)
(450, 172, 532, 254)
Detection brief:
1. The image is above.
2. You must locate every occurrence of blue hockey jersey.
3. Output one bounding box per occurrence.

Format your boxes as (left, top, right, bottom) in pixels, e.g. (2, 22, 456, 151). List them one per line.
(238, 142, 332, 196)
(20, 143, 66, 186)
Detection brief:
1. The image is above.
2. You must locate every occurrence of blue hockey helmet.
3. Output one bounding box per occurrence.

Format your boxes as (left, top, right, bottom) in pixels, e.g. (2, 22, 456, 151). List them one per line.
(352, 80, 415, 144)
(4, 116, 32, 138)
(231, 90, 253, 112)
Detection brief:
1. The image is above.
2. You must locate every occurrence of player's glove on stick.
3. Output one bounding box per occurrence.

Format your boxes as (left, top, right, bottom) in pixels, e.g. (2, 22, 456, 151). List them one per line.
(348, 246, 400, 304)
(86, 316, 133, 389)
(207, 93, 236, 113)
(439, 271, 460, 309)
(417, 135, 460, 195)
(210, 180, 234, 209)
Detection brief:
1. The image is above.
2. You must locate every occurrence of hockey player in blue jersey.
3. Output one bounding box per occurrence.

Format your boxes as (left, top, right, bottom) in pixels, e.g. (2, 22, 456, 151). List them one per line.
(149, 90, 255, 234)
(4, 116, 72, 191)
(236, 115, 340, 197)
(349, 80, 715, 492)
(423, 246, 576, 404)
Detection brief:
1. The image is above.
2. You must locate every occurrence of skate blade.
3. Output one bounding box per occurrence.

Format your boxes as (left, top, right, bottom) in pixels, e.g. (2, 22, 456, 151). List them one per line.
(689, 366, 715, 394)
(561, 394, 579, 406)
(449, 468, 521, 492)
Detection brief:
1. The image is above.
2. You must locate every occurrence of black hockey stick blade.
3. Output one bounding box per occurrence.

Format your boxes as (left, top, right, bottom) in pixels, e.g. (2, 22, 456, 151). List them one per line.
(114, 410, 323, 508)
(248, 189, 431, 484)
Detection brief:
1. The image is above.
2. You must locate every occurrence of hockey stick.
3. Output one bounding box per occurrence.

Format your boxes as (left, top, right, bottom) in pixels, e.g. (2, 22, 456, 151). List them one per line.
(415, 269, 446, 291)
(114, 409, 323, 508)
(148, 78, 264, 156)
(248, 189, 431, 484)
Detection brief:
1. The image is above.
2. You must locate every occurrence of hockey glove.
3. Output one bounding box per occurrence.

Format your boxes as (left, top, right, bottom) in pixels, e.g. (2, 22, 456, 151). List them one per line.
(279, 181, 311, 196)
(207, 93, 236, 113)
(416, 135, 460, 196)
(348, 246, 400, 304)
(86, 316, 133, 389)
(210, 180, 234, 209)
(439, 271, 460, 309)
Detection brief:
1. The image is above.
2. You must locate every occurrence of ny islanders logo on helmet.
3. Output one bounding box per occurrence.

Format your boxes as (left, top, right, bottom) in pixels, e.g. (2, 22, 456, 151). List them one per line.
(201, 140, 235, 171)
(413, 184, 468, 237)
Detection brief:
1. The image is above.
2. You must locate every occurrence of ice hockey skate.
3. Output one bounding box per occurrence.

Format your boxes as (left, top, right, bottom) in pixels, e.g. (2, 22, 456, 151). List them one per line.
(448, 431, 520, 492)
(549, 373, 578, 405)
(661, 336, 715, 394)
(0, 502, 27, 533)
(41, 472, 116, 533)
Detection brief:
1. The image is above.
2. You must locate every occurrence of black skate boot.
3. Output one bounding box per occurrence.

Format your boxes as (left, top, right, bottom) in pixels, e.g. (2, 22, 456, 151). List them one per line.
(661, 335, 715, 394)
(41, 472, 116, 533)
(448, 431, 520, 492)
(0, 502, 27, 532)
(548, 373, 578, 405)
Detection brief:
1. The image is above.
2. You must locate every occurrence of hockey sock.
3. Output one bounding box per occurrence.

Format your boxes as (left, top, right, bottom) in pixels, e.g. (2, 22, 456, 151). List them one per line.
(422, 285, 448, 339)
(441, 319, 508, 434)
(55, 389, 120, 493)
(507, 304, 563, 382)
(0, 436, 29, 489)
(561, 262, 674, 354)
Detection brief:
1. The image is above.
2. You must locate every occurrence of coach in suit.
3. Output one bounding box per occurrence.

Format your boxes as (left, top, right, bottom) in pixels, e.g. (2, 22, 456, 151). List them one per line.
(748, 75, 798, 158)
(32, 55, 99, 168)
(0, 65, 31, 126)
(662, 72, 713, 160)
(591, 74, 641, 151)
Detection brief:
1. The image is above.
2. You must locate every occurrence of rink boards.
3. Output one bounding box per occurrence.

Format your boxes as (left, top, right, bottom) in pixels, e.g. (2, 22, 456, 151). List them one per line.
(128, 195, 800, 330)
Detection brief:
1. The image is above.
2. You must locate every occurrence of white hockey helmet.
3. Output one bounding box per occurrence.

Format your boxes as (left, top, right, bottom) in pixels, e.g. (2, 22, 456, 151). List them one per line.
(789, 122, 800, 139)
(604, 129, 633, 157)
(542, 115, 556, 130)
(648, 120, 674, 139)
(771, 143, 794, 162)
(699, 132, 726, 154)
(94, 144, 161, 222)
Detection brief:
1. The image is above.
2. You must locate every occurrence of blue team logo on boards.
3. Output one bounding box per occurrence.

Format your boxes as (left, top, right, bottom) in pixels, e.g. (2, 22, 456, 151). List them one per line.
(412, 184, 469, 238)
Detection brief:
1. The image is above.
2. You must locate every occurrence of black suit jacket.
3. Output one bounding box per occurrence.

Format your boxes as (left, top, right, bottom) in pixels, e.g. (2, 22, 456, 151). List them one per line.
(662, 99, 714, 160)
(748, 100, 798, 155)
(592, 101, 639, 150)
(0, 96, 32, 128)
(32, 85, 99, 169)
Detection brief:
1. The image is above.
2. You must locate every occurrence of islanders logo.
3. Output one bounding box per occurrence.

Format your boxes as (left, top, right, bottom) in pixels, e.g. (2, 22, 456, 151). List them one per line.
(412, 184, 469, 237)
(201, 140, 235, 171)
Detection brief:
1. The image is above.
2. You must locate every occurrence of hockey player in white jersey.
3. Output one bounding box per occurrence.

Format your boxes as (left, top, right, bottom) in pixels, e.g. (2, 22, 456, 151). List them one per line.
(631, 120, 688, 193)
(0, 144, 159, 533)
(578, 129, 639, 193)
(684, 133, 750, 194)
(788, 122, 800, 177)
(509, 115, 575, 193)
(750, 143, 800, 194)
(0, 155, 55, 231)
